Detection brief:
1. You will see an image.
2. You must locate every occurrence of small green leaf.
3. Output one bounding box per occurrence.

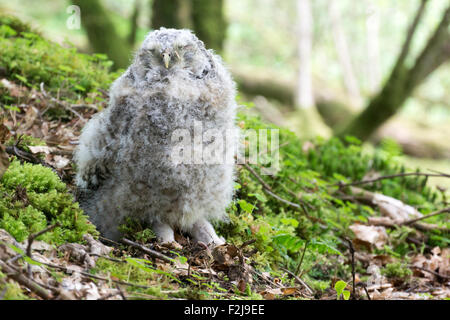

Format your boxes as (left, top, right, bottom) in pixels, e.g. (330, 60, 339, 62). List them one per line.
(342, 290, 351, 300)
(14, 74, 28, 84)
(334, 280, 347, 294)
(238, 199, 255, 213)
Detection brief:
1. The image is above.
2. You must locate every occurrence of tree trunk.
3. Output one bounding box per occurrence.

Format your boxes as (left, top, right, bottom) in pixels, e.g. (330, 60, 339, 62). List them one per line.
(72, 0, 130, 70)
(191, 0, 227, 52)
(338, 2, 450, 141)
(151, 0, 226, 52)
(328, 0, 362, 108)
(151, 0, 192, 30)
(296, 0, 314, 109)
(128, 0, 141, 47)
(295, 0, 331, 138)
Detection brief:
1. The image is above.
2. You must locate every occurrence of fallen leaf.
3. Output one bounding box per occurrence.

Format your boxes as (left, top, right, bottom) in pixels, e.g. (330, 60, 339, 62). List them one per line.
(349, 224, 388, 249)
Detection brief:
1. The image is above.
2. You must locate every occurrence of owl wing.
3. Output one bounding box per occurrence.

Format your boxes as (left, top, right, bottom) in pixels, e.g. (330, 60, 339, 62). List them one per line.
(75, 111, 118, 190)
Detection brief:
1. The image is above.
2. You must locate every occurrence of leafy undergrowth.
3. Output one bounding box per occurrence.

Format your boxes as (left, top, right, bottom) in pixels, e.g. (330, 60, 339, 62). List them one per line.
(0, 15, 449, 300)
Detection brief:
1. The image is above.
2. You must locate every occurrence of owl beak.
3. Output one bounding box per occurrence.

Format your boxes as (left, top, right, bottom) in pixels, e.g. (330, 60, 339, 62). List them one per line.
(162, 52, 170, 69)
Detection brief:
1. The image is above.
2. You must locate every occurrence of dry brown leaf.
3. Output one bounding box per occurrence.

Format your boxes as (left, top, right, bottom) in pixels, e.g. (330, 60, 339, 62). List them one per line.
(349, 224, 388, 249)
(28, 145, 54, 154)
(0, 144, 9, 178)
(260, 288, 282, 300)
(372, 193, 422, 222)
(237, 279, 247, 292)
(23, 106, 38, 131)
(1, 79, 25, 98)
(281, 287, 298, 295)
(0, 122, 10, 143)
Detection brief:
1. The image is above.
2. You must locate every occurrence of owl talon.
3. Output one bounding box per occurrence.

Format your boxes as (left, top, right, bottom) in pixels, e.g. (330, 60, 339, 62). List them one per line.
(189, 219, 225, 247)
(152, 221, 175, 244)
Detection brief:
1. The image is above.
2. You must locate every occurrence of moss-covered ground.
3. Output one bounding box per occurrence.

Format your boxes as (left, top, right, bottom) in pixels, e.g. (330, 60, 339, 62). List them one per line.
(0, 15, 448, 300)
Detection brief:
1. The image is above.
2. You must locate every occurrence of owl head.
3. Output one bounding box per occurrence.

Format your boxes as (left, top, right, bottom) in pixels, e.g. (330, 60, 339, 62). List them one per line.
(135, 28, 214, 81)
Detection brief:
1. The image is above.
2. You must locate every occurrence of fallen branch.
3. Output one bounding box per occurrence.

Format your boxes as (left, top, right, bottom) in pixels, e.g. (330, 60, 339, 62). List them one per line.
(26, 223, 60, 260)
(295, 240, 309, 276)
(344, 238, 356, 300)
(0, 259, 52, 300)
(120, 238, 174, 264)
(402, 207, 450, 226)
(241, 163, 311, 215)
(409, 265, 450, 280)
(40, 82, 91, 122)
(26, 223, 60, 277)
(347, 187, 449, 232)
(280, 267, 314, 296)
(333, 172, 449, 188)
(38, 260, 158, 290)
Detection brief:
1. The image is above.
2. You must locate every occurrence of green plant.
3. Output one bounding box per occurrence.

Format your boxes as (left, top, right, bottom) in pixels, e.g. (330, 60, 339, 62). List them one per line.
(0, 14, 118, 106)
(334, 280, 351, 300)
(0, 159, 98, 244)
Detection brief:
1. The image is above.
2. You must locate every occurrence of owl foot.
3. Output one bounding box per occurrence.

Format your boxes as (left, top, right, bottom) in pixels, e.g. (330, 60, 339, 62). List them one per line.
(152, 221, 176, 244)
(189, 219, 225, 247)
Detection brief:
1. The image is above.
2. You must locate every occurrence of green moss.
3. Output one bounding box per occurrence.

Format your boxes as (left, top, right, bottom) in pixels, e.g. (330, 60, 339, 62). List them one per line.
(0, 15, 34, 35)
(381, 262, 413, 279)
(118, 217, 156, 243)
(0, 272, 32, 300)
(217, 112, 446, 277)
(0, 159, 97, 243)
(93, 258, 181, 299)
(0, 14, 118, 104)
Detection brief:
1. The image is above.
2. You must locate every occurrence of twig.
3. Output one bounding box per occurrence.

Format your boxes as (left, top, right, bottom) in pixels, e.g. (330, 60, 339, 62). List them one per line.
(99, 236, 121, 247)
(26, 223, 59, 277)
(242, 163, 272, 190)
(333, 172, 449, 188)
(115, 284, 127, 300)
(402, 207, 450, 226)
(40, 82, 88, 122)
(427, 169, 450, 178)
(295, 240, 309, 276)
(120, 238, 174, 263)
(239, 239, 256, 250)
(5, 143, 63, 178)
(242, 163, 304, 209)
(90, 253, 126, 263)
(26, 223, 60, 259)
(356, 283, 371, 300)
(0, 259, 52, 300)
(344, 238, 356, 300)
(38, 260, 158, 289)
(409, 265, 450, 280)
(280, 267, 314, 296)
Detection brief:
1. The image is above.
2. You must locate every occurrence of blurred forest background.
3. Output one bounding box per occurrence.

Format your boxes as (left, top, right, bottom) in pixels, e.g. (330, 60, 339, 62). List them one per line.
(1, 0, 448, 187)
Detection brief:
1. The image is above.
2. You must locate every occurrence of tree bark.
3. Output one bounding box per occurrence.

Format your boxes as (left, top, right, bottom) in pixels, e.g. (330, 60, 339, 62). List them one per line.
(128, 0, 141, 47)
(151, 0, 192, 30)
(338, 1, 450, 141)
(72, 0, 131, 70)
(151, 0, 226, 52)
(191, 0, 227, 52)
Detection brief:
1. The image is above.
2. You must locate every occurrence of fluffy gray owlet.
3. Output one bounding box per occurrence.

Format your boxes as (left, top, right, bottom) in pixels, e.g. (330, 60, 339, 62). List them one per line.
(74, 28, 238, 246)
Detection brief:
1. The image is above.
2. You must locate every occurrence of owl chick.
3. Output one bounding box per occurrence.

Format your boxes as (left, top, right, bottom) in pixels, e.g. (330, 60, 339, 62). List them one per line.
(74, 28, 238, 246)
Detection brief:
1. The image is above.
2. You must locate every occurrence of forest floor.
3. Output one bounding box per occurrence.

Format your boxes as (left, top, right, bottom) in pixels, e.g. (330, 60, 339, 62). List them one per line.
(0, 77, 449, 301)
(0, 17, 449, 300)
